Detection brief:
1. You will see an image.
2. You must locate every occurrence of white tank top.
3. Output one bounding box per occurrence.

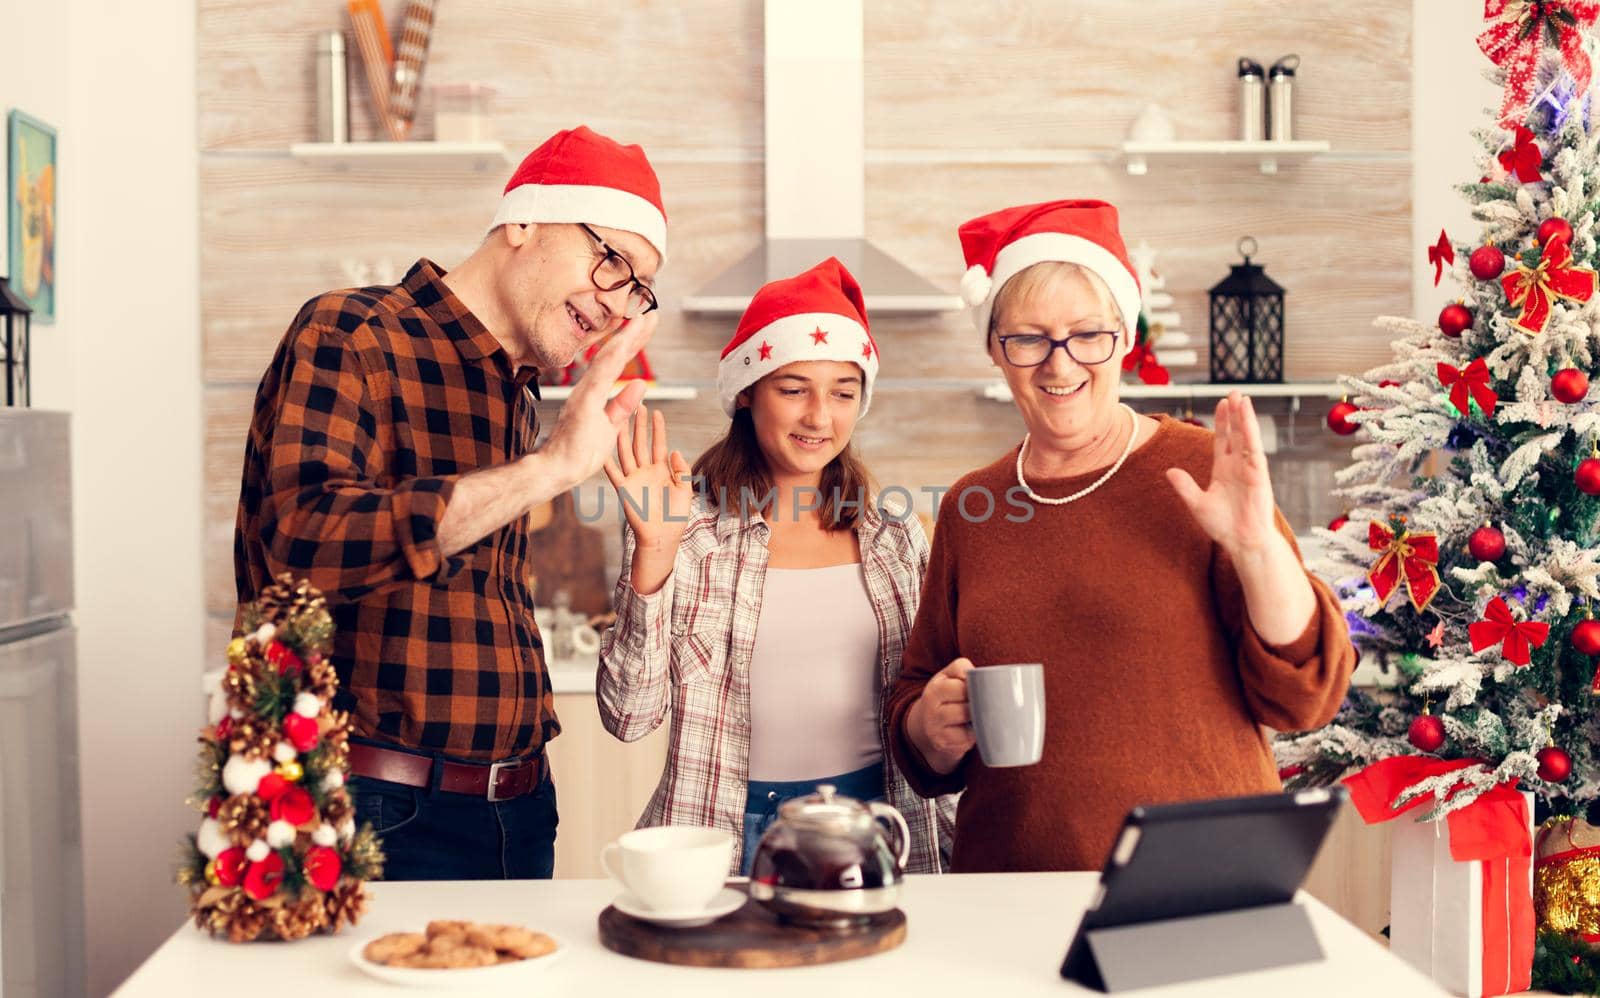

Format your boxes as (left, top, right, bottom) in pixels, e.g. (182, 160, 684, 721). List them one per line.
(746, 563, 884, 782)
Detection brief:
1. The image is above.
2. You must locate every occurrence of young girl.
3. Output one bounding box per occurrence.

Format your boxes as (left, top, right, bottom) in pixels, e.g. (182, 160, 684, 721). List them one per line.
(597, 257, 956, 875)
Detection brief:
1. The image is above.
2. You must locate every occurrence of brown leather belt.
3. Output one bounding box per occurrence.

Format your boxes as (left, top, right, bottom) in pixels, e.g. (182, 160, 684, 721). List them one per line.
(348, 742, 547, 802)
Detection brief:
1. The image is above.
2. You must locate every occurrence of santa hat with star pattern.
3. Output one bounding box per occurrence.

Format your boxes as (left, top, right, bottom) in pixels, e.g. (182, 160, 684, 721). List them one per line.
(717, 257, 879, 418)
(490, 125, 668, 261)
(957, 199, 1140, 345)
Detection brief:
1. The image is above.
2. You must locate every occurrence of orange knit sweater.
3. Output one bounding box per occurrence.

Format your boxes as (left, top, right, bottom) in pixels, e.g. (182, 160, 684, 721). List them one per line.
(886, 416, 1355, 873)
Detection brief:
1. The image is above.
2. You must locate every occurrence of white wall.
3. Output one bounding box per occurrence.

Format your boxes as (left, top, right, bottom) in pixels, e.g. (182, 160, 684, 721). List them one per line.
(1413, 0, 1503, 316)
(2, 0, 203, 994)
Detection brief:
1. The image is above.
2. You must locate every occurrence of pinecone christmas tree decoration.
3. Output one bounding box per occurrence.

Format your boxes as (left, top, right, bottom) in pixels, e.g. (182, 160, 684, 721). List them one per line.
(179, 576, 382, 942)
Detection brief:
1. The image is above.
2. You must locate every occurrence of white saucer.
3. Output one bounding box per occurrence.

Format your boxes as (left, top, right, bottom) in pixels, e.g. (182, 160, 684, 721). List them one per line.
(347, 933, 565, 990)
(611, 887, 746, 928)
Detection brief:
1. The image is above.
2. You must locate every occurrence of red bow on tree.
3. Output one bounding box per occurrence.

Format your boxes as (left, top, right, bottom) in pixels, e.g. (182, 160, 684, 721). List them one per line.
(1498, 125, 1545, 182)
(1437, 357, 1500, 418)
(1478, 1, 1600, 130)
(1121, 343, 1170, 385)
(1367, 522, 1442, 612)
(1468, 596, 1551, 666)
(1501, 234, 1599, 334)
(1428, 229, 1455, 286)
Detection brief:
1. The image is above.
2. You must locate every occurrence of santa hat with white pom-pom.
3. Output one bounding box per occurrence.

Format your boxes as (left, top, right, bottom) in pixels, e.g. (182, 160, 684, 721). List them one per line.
(958, 199, 1141, 346)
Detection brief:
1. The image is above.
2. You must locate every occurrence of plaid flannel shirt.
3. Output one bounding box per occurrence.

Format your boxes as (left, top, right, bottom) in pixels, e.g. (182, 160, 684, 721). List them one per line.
(233, 259, 555, 762)
(597, 492, 958, 874)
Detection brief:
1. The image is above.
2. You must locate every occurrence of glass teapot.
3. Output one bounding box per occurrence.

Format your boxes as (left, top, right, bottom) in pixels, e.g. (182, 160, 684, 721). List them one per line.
(747, 784, 911, 927)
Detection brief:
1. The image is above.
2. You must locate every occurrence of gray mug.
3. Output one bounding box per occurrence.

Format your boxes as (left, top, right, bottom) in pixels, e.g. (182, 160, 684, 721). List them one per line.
(967, 663, 1046, 767)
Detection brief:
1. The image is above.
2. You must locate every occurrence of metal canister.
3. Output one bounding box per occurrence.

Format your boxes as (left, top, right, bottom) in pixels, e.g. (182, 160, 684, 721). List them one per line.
(314, 30, 350, 144)
(1269, 54, 1300, 142)
(1237, 58, 1265, 141)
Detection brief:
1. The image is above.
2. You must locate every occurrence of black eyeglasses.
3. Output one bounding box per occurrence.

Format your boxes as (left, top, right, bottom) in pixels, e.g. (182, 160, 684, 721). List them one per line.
(577, 223, 658, 319)
(995, 331, 1119, 367)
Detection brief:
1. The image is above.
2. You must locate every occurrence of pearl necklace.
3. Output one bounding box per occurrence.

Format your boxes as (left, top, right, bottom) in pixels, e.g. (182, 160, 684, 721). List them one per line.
(1016, 403, 1141, 506)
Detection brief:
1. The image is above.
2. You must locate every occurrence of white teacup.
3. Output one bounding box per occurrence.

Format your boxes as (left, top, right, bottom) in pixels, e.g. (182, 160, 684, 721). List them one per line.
(601, 826, 733, 913)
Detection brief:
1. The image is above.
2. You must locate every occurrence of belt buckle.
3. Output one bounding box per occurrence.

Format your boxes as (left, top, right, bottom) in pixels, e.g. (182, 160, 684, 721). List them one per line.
(485, 759, 519, 802)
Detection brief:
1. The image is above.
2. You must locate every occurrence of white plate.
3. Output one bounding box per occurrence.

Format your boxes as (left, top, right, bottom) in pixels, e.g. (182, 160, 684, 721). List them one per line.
(347, 933, 565, 990)
(611, 887, 747, 928)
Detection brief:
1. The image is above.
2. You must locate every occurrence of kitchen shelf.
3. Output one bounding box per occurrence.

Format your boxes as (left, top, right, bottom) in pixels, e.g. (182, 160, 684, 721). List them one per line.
(1120, 140, 1331, 176)
(536, 383, 699, 402)
(288, 141, 513, 170)
(980, 381, 1344, 402)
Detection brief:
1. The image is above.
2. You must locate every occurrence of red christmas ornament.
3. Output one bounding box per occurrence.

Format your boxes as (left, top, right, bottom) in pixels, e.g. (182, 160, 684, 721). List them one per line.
(1328, 515, 1349, 532)
(303, 846, 343, 892)
(1468, 524, 1506, 562)
(214, 846, 247, 887)
(1438, 303, 1473, 338)
(283, 712, 320, 753)
(264, 640, 303, 677)
(242, 852, 285, 901)
(255, 772, 289, 803)
(1378, 379, 1401, 388)
(1539, 217, 1576, 247)
(1553, 367, 1590, 403)
(270, 786, 316, 827)
(1538, 746, 1573, 783)
(1572, 619, 1600, 656)
(1327, 401, 1361, 436)
(1408, 714, 1446, 752)
(206, 795, 223, 819)
(1578, 458, 1600, 495)
(215, 716, 233, 741)
(1469, 243, 1506, 280)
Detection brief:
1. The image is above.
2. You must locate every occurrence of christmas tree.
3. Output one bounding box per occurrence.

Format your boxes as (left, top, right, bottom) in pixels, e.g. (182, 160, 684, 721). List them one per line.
(178, 575, 382, 943)
(1273, 8, 1600, 989)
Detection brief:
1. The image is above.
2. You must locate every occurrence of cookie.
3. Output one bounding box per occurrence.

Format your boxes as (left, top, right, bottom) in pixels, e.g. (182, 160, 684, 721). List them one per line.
(363, 932, 426, 964)
(395, 941, 499, 969)
(466, 924, 558, 959)
(425, 919, 474, 939)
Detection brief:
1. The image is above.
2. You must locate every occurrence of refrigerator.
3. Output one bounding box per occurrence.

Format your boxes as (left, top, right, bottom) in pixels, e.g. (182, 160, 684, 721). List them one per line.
(0, 411, 83, 998)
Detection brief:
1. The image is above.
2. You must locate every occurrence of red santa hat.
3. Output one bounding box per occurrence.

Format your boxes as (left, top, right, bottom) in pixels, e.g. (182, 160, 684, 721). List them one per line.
(490, 125, 667, 261)
(717, 257, 879, 418)
(957, 199, 1140, 345)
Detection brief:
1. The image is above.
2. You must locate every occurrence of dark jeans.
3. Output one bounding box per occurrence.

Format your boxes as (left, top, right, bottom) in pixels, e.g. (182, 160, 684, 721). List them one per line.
(352, 770, 559, 881)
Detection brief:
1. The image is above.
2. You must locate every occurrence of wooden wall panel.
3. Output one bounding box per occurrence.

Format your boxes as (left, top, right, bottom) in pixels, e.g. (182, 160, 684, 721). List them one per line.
(864, 0, 1409, 152)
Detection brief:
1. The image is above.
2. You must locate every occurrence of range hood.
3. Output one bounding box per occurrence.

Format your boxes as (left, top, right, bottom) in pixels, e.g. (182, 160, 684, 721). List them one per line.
(682, 0, 962, 315)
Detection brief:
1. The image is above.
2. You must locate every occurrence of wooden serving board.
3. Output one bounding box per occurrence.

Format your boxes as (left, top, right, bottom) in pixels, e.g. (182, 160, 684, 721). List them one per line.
(597, 884, 906, 968)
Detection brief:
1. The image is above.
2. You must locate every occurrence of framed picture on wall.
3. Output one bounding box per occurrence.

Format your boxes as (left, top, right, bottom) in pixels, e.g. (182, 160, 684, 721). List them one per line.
(7, 110, 56, 323)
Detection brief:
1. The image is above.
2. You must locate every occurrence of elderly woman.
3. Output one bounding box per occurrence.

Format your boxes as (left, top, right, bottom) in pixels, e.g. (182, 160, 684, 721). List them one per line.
(886, 200, 1354, 872)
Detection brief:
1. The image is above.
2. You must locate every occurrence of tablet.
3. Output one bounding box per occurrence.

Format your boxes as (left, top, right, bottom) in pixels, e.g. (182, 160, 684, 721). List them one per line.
(1060, 787, 1345, 989)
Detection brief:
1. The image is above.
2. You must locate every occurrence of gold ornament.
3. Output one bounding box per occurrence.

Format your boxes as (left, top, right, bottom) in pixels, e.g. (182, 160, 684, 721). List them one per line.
(226, 637, 249, 667)
(276, 760, 304, 783)
(1536, 817, 1600, 938)
(205, 860, 220, 886)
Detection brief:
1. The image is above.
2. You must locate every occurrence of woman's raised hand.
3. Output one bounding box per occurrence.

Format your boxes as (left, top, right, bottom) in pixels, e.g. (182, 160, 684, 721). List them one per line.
(602, 405, 695, 549)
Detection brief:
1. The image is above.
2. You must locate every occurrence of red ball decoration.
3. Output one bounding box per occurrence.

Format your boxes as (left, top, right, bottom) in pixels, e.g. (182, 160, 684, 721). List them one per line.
(1328, 515, 1349, 532)
(283, 712, 320, 753)
(1538, 216, 1575, 246)
(1469, 244, 1506, 280)
(270, 786, 316, 827)
(1468, 524, 1506, 562)
(1572, 619, 1600, 656)
(1408, 714, 1446, 752)
(242, 852, 285, 901)
(1578, 458, 1600, 495)
(1439, 303, 1473, 338)
(1327, 401, 1361, 435)
(303, 845, 343, 892)
(255, 772, 289, 803)
(1378, 379, 1401, 388)
(214, 847, 247, 888)
(1538, 746, 1573, 783)
(1553, 367, 1590, 404)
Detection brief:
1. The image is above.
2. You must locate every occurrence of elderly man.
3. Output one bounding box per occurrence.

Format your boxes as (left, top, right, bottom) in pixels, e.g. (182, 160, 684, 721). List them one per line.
(233, 125, 666, 880)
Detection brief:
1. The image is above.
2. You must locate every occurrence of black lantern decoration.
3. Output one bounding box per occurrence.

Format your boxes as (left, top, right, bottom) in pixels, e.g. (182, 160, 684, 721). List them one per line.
(1208, 236, 1284, 384)
(0, 275, 29, 406)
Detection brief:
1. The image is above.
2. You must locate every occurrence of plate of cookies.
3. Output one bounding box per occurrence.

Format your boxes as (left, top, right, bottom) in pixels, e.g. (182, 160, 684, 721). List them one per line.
(350, 919, 563, 989)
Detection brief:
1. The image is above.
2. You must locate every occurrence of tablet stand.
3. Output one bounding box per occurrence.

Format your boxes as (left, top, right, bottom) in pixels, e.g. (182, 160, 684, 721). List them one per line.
(1067, 901, 1324, 992)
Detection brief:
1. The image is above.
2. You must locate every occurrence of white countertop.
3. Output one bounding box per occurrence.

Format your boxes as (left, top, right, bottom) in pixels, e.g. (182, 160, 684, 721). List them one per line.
(115, 873, 1443, 997)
